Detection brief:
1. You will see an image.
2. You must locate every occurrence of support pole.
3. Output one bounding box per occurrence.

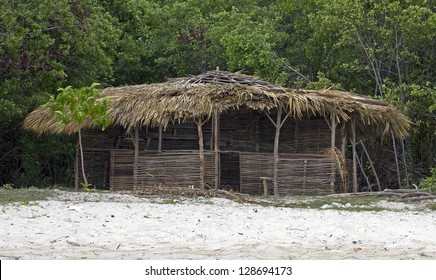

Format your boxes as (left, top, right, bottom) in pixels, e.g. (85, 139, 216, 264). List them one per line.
(133, 124, 140, 190)
(330, 114, 337, 191)
(341, 123, 347, 158)
(214, 111, 220, 189)
(266, 108, 290, 196)
(391, 131, 401, 188)
(401, 139, 410, 188)
(273, 108, 282, 196)
(354, 146, 372, 191)
(75, 138, 80, 190)
(158, 125, 163, 152)
(351, 117, 358, 193)
(360, 140, 381, 191)
(196, 117, 205, 189)
(78, 129, 88, 186)
(210, 114, 214, 151)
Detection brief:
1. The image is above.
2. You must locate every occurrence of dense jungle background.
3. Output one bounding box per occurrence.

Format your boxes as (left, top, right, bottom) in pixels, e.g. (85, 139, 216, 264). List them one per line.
(1, 0, 435, 190)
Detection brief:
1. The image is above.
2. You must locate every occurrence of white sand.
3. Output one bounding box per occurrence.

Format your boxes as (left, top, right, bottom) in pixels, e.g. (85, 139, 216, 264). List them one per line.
(1, 190, 435, 260)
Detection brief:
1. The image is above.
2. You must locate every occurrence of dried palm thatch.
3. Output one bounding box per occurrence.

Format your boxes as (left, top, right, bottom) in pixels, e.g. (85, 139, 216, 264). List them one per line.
(23, 70, 410, 139)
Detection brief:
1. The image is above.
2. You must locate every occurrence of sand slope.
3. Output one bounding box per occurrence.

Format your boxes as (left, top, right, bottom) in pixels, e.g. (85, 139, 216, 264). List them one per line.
(1, 190, 435, 260)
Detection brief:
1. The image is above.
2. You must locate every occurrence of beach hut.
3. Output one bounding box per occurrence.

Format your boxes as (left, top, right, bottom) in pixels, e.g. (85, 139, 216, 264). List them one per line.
(24, 70, 409, 195)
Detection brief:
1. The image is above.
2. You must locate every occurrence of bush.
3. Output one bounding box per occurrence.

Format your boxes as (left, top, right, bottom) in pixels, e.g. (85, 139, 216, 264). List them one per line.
(419, 168, 436, 194)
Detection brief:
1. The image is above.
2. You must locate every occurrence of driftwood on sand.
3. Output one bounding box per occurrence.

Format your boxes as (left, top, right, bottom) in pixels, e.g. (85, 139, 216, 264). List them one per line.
(327, 188, 436, 202)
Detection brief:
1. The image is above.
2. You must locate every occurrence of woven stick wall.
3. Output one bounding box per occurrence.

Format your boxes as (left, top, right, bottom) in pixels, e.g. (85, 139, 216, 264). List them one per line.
(110, 150, 134, 191)
(240, 152, 335, 195)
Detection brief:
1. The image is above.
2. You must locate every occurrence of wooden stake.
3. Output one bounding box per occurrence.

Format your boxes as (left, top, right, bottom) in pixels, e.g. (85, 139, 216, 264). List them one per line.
(354, 147, 372, 191)
(74, 138, 79, 190)
(360, 140, 381, 191)
(401, 139, 410, 188)
(133, 124, 139, 189)
(273, 108, 282, 196)
(351, 117, 358, 193)
(78, 129, 88, 186)
(341, 123, 347, 158)
(266, 108, 291, 196)
(214, 111, 220, 189)
(330, 114, 337, 191)
(391, 131, 401, 188)
(158, 125, 163, 152)
(210, 114, 214, 151)
(196, 117, 205, 189)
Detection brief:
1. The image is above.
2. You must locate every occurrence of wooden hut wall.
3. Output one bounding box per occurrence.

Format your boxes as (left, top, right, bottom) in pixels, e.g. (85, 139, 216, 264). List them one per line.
(110, 150, 134, 191)
(135, 151, 216, 188)
(110, 150, 215, 190)
(79, 112, 341, 193)
(276, 155, 335, 195)
(239, 152, 273, 194)
(145, 122, 212, 151)
(77, 126, 133, 189)
(76, 149, 111, 189)
(258, 117, 341, 154)
(240, 152, 335, 195)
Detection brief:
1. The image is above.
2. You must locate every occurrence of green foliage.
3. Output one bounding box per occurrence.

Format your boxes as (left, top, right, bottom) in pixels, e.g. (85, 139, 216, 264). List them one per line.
(45, 83, 111, 186)
(1, 0, 435, 188)
(164, 199, 181, 205)
(81, 182, 93, 192)
(47, 83, 111, 130)
(20, 134, 75, 187)
(419, 168, 436, 194)
(307, 72, 343, 90)
(0, 188, 54, 205)
(427, 202, 436, 211)
(0, 0, 119, 186)
(2, 184, 14, 190)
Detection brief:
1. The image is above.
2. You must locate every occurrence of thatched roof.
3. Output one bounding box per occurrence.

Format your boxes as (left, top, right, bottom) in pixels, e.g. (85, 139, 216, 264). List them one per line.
(24, 70, 410, 139)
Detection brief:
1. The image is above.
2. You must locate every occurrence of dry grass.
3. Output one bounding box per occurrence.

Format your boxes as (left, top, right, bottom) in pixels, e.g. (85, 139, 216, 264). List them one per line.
(23, 70, 410, 139)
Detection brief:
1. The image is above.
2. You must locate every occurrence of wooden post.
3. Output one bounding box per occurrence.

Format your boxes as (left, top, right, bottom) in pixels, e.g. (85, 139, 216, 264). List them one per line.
(214, 111, 220, 189)
(330, 114, 337, 191)
(273, 108, 282, 196)
(265, 107, 290, 196)
(401, 139, 410, 188)
(341, 123, 347, 158)
(133, 124, 139, 189)
(391, 131, 401, 188)
(158, 125, 163, 152)
(360, 140, 381, 191)
(262, 179, 268, 195)
(354, 145, 372, 191)
(74, 138, 80, 190)
(77, 129, 88, 186)
(210, 114, 214, 151)
(196, 117, 205, 189)
(351, 117, 358, 193)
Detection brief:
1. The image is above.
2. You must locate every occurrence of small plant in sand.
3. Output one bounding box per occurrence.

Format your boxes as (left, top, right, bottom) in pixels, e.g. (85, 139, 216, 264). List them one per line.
(164, 199, 181, 205)
(427, 202, 436, 211)
(81, 182, 93, 192)
(3, 183, 14, 190)
(419, 168, 436, 194)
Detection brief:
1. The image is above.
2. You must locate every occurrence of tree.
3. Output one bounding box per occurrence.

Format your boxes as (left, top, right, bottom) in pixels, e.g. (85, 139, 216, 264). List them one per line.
(0, 0, 120, 186)
(46, 83, 111, 187)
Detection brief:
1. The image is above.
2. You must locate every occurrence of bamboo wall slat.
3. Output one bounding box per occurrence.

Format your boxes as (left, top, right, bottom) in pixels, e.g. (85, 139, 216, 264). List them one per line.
(136, 151, 200, 188)
(110, 150, 134, 191)
(240, 152, 335, 195)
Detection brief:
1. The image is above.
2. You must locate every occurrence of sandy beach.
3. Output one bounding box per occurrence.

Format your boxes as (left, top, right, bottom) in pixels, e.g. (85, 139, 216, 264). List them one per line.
(0, 190, 435, 260)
